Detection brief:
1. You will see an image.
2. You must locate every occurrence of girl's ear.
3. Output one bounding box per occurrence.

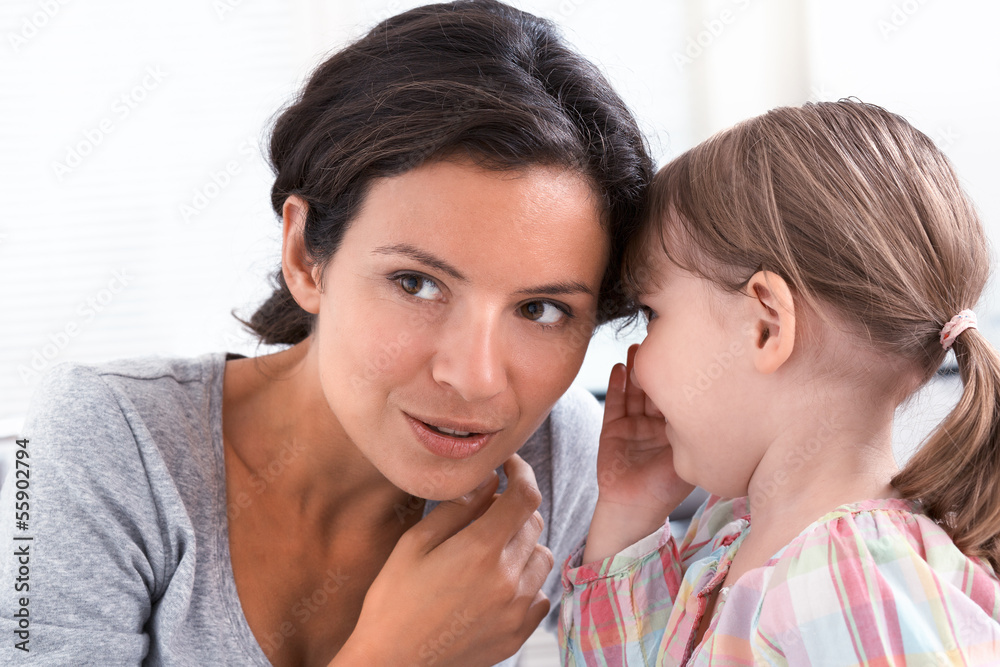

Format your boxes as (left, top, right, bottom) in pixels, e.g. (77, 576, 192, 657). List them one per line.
(743, 270, 796, 374)
(281, 195, 323, 315)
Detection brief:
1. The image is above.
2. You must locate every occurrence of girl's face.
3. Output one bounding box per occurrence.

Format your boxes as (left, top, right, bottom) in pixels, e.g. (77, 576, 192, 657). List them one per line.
(311, 158, 607, 500)
(633, 255, 765, 498)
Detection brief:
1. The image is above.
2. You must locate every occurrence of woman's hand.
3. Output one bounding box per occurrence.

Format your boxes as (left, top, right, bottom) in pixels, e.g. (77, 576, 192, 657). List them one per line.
(335, 454, 553, 667)
(582, 344, 694, 563)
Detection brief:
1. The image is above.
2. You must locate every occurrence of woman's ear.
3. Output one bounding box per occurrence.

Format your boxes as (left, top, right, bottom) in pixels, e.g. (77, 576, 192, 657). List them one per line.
(743, 270, 795, 374)
(281, 195, 323, 315)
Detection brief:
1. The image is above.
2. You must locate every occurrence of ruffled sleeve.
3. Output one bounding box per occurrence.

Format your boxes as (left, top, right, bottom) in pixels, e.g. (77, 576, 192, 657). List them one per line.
(558, 494, 750, 666)
(558, 521, 681, 667)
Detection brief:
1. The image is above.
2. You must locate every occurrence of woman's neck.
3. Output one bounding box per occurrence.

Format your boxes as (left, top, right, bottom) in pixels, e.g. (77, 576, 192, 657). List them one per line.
(222, 339, 419, 538)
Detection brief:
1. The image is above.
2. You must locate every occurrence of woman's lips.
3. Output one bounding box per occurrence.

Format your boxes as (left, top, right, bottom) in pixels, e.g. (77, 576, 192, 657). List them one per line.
(405, 413, 497, 459)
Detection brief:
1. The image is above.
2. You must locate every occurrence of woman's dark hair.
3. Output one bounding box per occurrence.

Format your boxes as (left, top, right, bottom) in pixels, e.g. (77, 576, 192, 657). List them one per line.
(238, 0, 653, 344)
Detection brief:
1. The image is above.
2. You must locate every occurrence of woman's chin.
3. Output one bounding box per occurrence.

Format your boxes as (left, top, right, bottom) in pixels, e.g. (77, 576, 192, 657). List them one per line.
(388, 467, 484, 503)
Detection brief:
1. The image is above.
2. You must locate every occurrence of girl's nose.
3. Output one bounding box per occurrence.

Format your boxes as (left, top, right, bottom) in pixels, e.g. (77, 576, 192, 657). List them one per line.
(629, 341, 644, 390)
(630, 366, 642, 390)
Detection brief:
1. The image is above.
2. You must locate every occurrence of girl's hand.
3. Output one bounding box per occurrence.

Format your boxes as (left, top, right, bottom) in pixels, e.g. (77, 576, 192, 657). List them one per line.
(336, 454, 553, 667)
(583, 344, 695, 563)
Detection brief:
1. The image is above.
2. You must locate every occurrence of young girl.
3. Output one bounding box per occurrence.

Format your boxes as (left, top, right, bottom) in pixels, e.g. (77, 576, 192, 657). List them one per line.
(559, 101, 1000, 664)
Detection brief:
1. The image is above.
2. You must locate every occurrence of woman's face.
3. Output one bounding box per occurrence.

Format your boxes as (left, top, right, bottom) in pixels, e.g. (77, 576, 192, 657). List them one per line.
(310, 158, 607, 500)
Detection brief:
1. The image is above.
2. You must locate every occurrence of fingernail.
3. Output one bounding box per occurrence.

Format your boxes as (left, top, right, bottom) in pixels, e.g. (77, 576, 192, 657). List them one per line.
(458, 473, 496, 504)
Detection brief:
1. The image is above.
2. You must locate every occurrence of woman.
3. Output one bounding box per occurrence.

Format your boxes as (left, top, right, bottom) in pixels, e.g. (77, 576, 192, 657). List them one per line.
(0, 1, 652, 665)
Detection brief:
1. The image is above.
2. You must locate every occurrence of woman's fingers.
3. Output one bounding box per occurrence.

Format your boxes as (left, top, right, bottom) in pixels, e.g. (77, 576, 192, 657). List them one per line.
(468, 454, 544, 545)
(519, 576, 552, 635)
(517, 534, 554, 590)
(406, 471, 500, 553)
(367, 455, 554, 667)
(503, 507, 548, 573)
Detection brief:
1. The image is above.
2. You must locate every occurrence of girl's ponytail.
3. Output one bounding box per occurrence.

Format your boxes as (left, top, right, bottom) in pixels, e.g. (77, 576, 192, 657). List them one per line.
(893, 328, 1000, 571)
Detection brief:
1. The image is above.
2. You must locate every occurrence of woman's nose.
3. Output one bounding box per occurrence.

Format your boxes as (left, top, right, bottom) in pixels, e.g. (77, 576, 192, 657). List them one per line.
(431, 310, 508, 403)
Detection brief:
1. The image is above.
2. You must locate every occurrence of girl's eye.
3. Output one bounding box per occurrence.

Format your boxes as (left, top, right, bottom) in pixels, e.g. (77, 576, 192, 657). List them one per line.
(641, 305, 657, 322)
(397, 274, 443, 301)
(519, 301, 566, 325)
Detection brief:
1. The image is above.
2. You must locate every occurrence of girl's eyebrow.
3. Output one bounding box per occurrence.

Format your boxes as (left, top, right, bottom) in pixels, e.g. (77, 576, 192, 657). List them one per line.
(372, 243, 468, 282)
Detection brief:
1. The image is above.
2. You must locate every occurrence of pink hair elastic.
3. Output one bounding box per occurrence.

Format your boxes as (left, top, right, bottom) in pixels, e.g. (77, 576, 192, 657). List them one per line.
(940, 309, 977, 350)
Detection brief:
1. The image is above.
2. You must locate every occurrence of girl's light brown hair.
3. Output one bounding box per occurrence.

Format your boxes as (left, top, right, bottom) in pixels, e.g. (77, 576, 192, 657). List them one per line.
(625, 100, 1000, 570)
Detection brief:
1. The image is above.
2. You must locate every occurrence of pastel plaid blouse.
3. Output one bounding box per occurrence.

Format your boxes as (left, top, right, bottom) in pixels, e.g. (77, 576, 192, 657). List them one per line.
(559, 494, 1000, 665)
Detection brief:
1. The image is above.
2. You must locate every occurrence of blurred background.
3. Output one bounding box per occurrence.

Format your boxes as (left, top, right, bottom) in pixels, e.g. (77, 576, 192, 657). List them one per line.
(1, 0, 996, 664)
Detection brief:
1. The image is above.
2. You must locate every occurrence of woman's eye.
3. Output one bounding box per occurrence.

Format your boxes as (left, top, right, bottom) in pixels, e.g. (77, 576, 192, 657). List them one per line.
(519, 301, 566, 325)
(397, 274, 443, 301)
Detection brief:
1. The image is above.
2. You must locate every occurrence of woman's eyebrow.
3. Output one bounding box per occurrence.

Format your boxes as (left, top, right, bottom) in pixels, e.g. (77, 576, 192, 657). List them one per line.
(514, 281, 593, 297)
(372, 243, 468, 282)
(372, 243, 592, 296)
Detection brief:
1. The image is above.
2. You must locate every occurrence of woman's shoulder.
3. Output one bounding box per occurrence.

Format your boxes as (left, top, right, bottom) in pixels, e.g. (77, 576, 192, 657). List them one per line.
(18, 351, 232, 553)
(27, 352, 225, 420)
(21, 351, 229, 477)
(545, 383, 603, 444)
(37, 351, 225, 391)
(2, 352, 244, 662)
